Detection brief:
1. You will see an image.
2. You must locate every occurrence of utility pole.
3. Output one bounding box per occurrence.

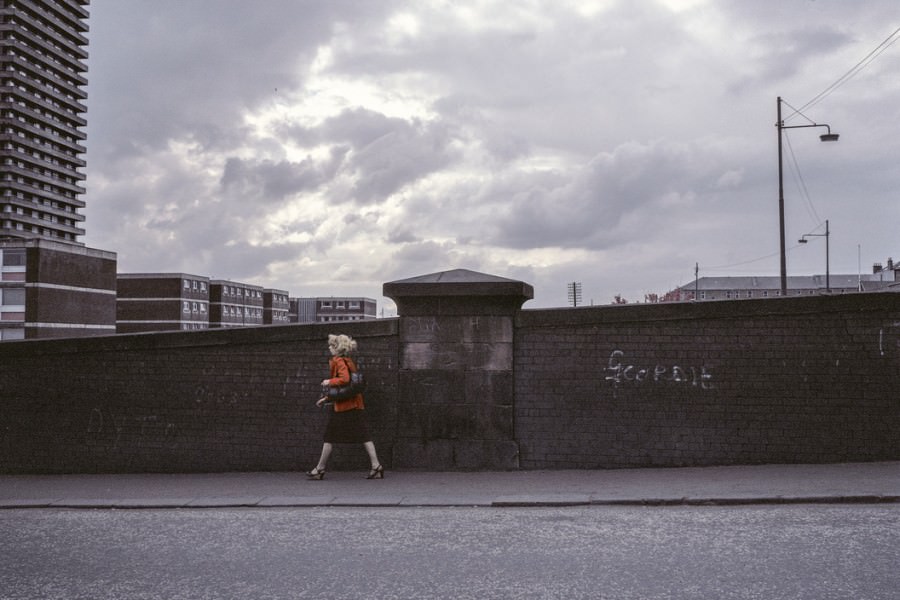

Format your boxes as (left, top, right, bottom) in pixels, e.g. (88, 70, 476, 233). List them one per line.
(694, 263, 699, 301)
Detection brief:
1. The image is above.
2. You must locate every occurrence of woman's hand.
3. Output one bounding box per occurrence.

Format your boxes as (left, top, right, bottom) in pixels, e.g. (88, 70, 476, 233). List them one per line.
(321, 379, 330, 387)
(316, 397, 327, 407)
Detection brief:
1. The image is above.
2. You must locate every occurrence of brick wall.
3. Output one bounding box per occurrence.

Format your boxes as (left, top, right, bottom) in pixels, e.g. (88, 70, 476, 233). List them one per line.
(0, 321, 398, 473)
(2, 285, 899, 474)
(515, 293, 900, 468)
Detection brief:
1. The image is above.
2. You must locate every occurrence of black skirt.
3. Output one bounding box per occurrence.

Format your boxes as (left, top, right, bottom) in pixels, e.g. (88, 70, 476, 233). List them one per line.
(323, 408, 370, 444)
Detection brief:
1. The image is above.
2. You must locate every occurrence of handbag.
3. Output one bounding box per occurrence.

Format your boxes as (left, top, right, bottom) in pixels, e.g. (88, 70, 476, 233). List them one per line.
(325, 358, 366, 401)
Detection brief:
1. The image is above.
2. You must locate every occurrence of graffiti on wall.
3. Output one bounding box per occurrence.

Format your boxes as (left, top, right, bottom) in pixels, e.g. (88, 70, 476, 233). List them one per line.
(879, 323, 900, 357)
(604, 350, 714, 390)
(86, 407, 177, 450)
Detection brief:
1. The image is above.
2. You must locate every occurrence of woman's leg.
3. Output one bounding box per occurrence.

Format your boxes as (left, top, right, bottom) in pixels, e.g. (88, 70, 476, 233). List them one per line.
(363, 441, 380, 469)
(315, 442, 333, 471)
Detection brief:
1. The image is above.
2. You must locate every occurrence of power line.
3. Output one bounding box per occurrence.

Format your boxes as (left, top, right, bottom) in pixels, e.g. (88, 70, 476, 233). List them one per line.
(703, 250, 781, 271)
(783, 130, 822, 225)
(702, 237, 820, 273)
(796, 25, 900, 116)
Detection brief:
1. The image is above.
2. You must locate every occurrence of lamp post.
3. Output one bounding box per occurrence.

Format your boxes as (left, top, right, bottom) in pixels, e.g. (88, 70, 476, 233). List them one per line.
(798, 218, 830, 292)
(776, 96, 839, 295)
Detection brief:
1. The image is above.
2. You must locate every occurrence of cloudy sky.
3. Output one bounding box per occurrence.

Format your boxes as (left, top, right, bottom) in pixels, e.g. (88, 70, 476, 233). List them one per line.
(82, 1, 900, 312)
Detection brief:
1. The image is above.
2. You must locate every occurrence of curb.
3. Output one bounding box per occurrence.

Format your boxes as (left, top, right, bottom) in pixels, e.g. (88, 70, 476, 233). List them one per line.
(3, 495, 898, 510)
(587, 495, 900, 507)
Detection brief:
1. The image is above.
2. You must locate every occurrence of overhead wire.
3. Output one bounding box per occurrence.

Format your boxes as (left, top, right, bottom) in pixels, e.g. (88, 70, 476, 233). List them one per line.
(687, 25, 900, 281)
(783, 131, 822, 225)
(794, 25, 900, 118)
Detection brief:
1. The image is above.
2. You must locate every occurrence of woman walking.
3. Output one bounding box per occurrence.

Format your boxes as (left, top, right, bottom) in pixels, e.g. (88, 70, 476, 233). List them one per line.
(307, 333, 384, 480)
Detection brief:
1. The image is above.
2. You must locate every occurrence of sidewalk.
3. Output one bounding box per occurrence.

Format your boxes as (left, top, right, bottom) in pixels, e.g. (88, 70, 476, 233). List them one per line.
(2, 462, 899, 509)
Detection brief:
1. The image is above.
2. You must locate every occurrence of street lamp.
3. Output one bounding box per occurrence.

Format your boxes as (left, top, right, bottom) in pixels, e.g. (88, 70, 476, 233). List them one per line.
(798, 218, 830, 293)
(776, 96, 839, 295)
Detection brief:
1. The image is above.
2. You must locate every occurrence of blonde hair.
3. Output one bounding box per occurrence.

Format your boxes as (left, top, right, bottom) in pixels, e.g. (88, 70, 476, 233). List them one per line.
(328, 333, 357, 357)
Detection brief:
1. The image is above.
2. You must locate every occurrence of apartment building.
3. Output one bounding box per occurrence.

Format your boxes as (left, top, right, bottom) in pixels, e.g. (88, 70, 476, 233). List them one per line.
(209, 279, 264, 328)
(0, 238, 115, 340)
(116, 273, 209, 333)
(289, 296, 376, 323)
(1, 0, 90, 244)
(263, 288, 289, 325)
(0, 2, 119, 341)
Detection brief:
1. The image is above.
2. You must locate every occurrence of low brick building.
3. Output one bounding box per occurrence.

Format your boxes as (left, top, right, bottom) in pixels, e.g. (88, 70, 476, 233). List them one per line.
(116, 273, 210, 333)
(263, 288, 290, 325)
(290, 296, 377, 323)
(209, 280, 264, 328)
(0, 239, 116, 340)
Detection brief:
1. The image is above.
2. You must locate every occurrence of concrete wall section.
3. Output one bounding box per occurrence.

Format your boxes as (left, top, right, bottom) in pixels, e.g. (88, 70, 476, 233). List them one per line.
(393, 315, 518, 470)
(385, 270, 533, 470)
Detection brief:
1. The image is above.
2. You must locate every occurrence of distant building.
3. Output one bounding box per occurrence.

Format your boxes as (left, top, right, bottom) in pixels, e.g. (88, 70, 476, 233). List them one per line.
(666, 259, 900, 302)
(1, 0, 90, 244)
(1, 238, 116, 340)
(289, 296, 377, 323)
(116, 273, 209, 333)
(0, 2, 120, 342)
(263, 288, 290, 324)
(209, 280, 264, 328)
(290, 297, 315, 323)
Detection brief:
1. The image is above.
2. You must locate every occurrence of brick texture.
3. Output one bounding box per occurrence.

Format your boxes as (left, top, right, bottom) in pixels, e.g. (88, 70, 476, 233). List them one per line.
(0, 321, 398, 473)
(515, 294, 900, 468)
(2, 292, 900, 473)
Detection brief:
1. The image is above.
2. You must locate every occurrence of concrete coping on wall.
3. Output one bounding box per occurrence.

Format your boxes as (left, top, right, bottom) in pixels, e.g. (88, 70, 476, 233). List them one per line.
(384, 269, 534, 316)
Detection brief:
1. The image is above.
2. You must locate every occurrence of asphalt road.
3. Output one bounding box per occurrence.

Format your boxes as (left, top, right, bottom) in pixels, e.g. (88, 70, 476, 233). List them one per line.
(2, 505, 898, 599)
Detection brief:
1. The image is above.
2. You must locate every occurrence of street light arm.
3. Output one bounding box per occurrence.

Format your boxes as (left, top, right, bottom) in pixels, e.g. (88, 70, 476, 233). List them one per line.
(778, 122, 833, 132)
(778, 121, 839, 141)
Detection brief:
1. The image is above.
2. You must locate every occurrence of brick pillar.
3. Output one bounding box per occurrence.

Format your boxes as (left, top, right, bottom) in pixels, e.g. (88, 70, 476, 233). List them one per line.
(383, 269, 533, 470)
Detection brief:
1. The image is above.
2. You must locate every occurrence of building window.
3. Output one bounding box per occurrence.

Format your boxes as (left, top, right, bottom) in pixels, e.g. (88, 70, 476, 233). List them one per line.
(1, 248, 25, 266)
(183, 301, 190, 313)
(0, 328, 25, 340)
(183, 280, 190, 289)
(1, 287, 25, 305)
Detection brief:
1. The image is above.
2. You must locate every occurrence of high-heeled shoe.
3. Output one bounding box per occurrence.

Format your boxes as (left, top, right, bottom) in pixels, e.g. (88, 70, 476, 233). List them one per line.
(306, 467, 326, 480)
(366, 464, 384, 479)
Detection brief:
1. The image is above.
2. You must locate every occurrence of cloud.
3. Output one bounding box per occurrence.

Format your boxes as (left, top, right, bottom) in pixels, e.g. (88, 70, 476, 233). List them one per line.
(82, 0, 900, 310)
(219, 149, 346, 203)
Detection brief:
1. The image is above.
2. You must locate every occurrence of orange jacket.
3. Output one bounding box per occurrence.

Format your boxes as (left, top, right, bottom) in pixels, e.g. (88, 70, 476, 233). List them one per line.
(327, 356, 364, 412)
